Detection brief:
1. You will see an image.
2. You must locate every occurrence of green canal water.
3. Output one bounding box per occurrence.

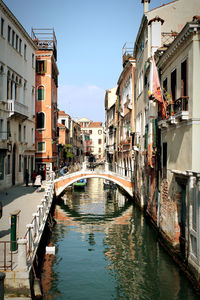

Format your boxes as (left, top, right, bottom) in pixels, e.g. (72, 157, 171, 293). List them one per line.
(41, 178, 199, 300)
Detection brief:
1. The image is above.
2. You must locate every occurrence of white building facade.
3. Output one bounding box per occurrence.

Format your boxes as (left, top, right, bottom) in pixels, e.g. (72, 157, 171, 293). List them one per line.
(0, 0, 37, 190)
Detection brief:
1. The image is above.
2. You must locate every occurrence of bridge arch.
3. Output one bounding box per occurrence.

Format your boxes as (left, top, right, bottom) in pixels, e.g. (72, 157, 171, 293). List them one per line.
(54, 171, 133, 198)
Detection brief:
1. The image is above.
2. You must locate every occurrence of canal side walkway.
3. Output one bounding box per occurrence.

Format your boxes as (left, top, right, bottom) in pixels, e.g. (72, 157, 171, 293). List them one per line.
(0, 184, 46, 243)
(0, 182, 47, 299)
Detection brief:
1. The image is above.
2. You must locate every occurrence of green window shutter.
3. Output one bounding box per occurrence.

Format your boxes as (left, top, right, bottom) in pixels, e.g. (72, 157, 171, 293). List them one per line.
(145, 124, 148, 149)
(38, 87, 44, 100)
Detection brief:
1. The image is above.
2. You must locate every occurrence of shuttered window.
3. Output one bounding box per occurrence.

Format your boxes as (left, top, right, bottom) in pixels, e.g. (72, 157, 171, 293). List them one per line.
(37, 142, 45, 152)
(36, 60, 47, 74)
(37, 86, 45, 101)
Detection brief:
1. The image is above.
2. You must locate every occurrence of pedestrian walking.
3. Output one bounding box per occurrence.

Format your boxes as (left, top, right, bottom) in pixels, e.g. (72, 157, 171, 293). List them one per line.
(25, 169, 29, 186)
(34, 174, 42, 192)
(31, 170, 37, 186)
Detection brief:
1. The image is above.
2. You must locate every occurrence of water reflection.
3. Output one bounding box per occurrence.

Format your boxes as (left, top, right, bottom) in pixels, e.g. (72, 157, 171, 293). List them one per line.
(41, 178, 199, 300)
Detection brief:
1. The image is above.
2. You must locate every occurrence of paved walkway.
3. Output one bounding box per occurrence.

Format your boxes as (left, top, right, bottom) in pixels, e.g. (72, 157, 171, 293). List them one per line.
(0, 183, 46, 270)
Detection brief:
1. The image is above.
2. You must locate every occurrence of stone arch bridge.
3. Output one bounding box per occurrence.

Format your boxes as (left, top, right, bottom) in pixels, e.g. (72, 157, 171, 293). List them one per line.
(54, 165, 134, 197)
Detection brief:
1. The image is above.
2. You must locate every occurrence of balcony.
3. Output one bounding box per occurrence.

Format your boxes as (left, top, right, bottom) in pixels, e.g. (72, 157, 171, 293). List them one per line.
(158, 96, 189, 128)
(7, 100, 29, 120)
(161, 32, 178, 47)
(168, 96, 189, 121)
(124, 97, 132, 110)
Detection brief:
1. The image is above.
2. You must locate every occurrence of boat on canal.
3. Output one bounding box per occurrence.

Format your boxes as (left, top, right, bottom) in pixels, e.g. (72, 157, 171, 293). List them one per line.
(73, 178, 87, 189)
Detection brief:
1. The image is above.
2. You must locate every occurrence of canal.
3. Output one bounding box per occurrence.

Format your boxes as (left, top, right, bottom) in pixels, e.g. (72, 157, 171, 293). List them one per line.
(41, 178, 199, 299)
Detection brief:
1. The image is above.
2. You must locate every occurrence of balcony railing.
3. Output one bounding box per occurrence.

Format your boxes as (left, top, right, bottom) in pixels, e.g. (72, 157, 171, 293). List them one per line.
(161, 32, 178, 46)
(174, 96, 189, 114)
(7, 100, 29, 120)
(167, 96, 189, 117)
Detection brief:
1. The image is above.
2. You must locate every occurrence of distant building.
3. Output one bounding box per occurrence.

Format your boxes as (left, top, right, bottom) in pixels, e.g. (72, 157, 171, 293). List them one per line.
(33, 28, 59, 178)
(88, 122, 104, 160)
(105, 87, 117, 168)
(79, 118, 105, 160)
(0, 0, 37, 190)
(57, 110, 71, 165)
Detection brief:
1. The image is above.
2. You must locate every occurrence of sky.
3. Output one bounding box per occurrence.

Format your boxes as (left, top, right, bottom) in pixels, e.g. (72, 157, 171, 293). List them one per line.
(3, 0, 172, 122)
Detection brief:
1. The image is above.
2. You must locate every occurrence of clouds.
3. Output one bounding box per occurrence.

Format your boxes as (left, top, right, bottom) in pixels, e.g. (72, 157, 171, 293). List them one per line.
(58, 84, 105, 122)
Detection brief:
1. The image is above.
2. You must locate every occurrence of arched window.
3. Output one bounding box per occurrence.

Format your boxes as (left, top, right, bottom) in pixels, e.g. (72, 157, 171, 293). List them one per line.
(37, 85, 45, 101)
(36, 112, 45, 129)
(7, 71, 10, 99)
(15, 76, 18, 100)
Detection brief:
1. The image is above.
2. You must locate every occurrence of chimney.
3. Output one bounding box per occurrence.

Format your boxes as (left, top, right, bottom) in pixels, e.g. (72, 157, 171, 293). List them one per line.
(141, 0, 150, 13)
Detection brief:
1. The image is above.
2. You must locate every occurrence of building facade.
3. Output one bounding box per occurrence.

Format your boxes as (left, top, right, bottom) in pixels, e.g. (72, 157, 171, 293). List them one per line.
(0, 0, 37, 190)
(33, 28, 59, 179)
(156, 17, 200, 277)
(105, 87, 117, 169)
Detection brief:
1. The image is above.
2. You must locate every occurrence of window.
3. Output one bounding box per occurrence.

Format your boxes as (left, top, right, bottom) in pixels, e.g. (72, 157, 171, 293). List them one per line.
(99, 148, 101, 153)
(32, 54, 35, 68)
(7, 121, 10, 139)
(98, 139, 102, 144)
(23, 125, 26, 142)
(7, 25, 11, 43)
(15, 34, 18, 50)
(1, 18, 4, 36)
(98, 130, 102, 135)
(19, 39, 22, 54)
(37, 86, 45, 100)
(89, 130, 92, 134)
(18, 124, 21, 142)
(36, 60, 47, 74)
(37, 141, 45, 152)
(24, 44, 27, 59)
(12, 30, 15, 47)
(7, 155, 10, 174)
(181, 59, 188, 97)
(36, 112, 45, 129)
(19, 155, 22, 172)
(15, 79, 18, 100)
(61, 119, 65, 125)
(163, 142, 167, 179)
(171, 69, 177, 101)
(0, 152, 4, 180)
(163, 78, 168, 93)
(0, 119, 3, 139)
(31, 128, 34, 144)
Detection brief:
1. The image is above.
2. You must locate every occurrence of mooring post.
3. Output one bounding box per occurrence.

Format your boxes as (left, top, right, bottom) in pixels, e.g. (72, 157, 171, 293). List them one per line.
(0, 272, 5, 300)
(17, 239, 28, 271)
(26, 224, 34, 254)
